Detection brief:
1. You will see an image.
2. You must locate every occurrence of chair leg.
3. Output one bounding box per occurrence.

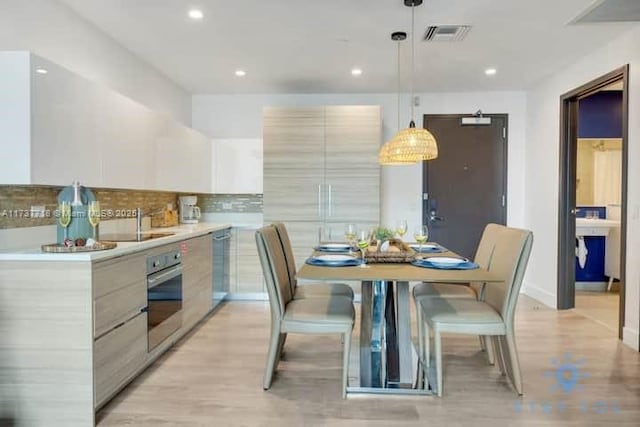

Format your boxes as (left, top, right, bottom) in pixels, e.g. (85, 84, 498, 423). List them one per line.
(415, 298, 425, 385)
(342, 330, 352, 399)
(498, 336, 514, 380)
(480, 335, 495, 365)
(504, 330, 523, 395)
(424, 320, 431, 390)
(434, 329, 443, 397)
(492, 336, 506, 376)
(276, 333, 287, 360)
(263, 324, 282, 390)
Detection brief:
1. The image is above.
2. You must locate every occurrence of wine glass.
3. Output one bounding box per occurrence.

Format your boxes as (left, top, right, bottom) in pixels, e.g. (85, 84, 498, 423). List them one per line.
(356, 229, 371, 268)
(88, 201, 101, 240)
(413, 225, 429, 255)
(58, 201, 71, 242)
(395, 219, 408, 239)
(345, 223, 357, 253)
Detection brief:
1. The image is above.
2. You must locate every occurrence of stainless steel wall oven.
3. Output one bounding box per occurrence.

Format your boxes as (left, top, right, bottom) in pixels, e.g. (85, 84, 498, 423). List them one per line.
(146, 250, 183, 351)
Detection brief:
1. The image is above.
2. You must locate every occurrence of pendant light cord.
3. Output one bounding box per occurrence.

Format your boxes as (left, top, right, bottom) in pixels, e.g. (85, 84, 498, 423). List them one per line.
(397, 38, 401, 131)
(410, 3, 416, 127)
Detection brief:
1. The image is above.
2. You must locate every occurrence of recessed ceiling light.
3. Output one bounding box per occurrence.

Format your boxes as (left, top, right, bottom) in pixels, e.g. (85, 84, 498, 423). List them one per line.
(235, 70, 246, 77)
(35, 68, 48, 74)
(351, 68, 363, 76)
(485, 68, 497, 76)
(188, 9, 204, 20)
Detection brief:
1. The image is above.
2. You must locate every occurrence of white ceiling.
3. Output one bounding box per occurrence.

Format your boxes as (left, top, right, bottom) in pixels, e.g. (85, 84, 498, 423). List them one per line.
(58, 0, 639, 94)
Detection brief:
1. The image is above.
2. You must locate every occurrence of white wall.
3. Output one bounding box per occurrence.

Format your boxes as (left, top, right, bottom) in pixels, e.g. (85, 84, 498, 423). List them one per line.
(0, 0, 191, 124)
(192, 91, 526, 232)
(525, 25, 640, 350)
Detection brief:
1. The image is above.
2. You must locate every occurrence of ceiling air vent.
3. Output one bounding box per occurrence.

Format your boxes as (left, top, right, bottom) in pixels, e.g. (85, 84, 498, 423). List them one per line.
(423, 25, 471, 42)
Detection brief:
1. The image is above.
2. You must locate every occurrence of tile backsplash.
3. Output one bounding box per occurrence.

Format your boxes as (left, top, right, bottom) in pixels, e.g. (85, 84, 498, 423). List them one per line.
(0, 185, 263, 229)
(198, 194, 263, 213)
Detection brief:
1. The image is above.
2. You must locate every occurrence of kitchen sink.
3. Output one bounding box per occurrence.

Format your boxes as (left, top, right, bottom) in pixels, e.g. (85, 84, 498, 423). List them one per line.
(100, 232, 175, 242)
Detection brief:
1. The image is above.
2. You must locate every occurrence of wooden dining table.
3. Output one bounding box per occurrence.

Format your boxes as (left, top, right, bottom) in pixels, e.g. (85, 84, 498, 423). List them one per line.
(297, 247, 503, 395)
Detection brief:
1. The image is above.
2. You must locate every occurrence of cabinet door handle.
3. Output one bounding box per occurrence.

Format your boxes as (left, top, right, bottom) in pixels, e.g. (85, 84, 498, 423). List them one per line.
(327, 184, 332, 218)
(317, 184, 323, 219)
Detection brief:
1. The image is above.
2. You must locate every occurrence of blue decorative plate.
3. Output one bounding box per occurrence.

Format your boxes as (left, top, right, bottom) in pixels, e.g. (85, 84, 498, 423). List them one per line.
(306, 254, 362, 267)
(412, 256, 479, 270)
(314, 243, 352, 253)
(408, 243, 446, 253)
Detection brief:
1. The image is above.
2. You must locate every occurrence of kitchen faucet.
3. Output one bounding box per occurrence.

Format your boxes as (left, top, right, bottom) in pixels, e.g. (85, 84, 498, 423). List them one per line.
(136, 207, 165, 235)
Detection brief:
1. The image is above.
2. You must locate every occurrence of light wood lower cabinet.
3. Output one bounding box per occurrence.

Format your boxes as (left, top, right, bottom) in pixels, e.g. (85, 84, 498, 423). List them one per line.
(181, 234, 213, 331)
(230, 227, 265, 295)
(93, 312, 147, 407)
(0, 233, 218, 426)
(92, 252, 148, 409)
(93, 253, 146, 338)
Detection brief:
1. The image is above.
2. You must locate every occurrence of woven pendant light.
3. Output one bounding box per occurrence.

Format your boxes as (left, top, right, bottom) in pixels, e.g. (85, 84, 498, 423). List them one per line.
(379, 0, 438, 165)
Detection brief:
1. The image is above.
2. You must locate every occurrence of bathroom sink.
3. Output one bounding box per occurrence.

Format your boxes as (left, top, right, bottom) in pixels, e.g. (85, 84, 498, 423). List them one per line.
(100, 232, 175, 242)
(575, 218, 620, 237)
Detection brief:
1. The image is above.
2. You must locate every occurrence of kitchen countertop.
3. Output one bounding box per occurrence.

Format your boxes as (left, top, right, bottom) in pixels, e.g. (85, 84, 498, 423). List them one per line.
(0, 222, 231, 262)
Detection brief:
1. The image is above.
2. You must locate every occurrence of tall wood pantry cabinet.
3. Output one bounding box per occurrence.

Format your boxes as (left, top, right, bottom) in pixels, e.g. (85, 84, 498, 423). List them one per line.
(263, 105, 381, 270)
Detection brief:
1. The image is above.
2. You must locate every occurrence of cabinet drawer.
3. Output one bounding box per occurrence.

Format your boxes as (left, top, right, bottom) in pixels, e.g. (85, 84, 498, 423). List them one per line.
(94, 280, 146, 337)
(94, 312, 147, 408)
(93, 253, 146, 299)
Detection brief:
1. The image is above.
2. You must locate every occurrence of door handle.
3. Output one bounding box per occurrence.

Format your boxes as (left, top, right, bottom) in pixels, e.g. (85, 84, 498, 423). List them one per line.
(429, 210, 444, 222)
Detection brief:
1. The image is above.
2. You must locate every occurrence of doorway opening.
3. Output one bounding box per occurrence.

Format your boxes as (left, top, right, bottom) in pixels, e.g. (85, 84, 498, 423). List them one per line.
(557, 66, 629, 340)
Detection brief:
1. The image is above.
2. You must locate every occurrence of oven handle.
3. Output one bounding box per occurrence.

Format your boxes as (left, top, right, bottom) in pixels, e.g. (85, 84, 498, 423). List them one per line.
(147, 264, 183, 289)
(213, 233, 232, 241)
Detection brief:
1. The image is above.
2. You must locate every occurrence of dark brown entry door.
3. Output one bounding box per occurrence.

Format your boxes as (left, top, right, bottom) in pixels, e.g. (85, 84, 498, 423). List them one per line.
(422, 114, 507, 259)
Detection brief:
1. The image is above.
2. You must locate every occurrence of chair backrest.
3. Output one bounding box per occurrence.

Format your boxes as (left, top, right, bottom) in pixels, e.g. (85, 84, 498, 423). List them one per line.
(482, 226, 534, 325)
(255, 225, 294, 321)
(273, 222, 298, 295)
(470, 223, 505, 293)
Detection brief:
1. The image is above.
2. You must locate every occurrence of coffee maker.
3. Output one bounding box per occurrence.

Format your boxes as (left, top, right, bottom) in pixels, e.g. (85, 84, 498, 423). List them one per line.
(179, 196, 201, 224)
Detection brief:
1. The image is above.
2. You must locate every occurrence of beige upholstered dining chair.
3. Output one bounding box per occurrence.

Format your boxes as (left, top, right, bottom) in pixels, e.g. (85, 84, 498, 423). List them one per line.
(255, 225, 355, 398)
(413, 223, 505, 365)
(273, 222, 354, 300)
(418, 225, 533, 396)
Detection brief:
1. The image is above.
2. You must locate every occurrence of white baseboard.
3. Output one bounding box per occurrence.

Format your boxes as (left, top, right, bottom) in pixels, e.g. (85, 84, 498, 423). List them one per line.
(522, 284, 556, 308)
(575, 281, 607, 292)
(623, 327, 639, 351)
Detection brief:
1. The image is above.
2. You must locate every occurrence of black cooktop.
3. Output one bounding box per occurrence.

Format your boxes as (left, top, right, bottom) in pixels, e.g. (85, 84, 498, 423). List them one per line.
(100, 232, 174, 242)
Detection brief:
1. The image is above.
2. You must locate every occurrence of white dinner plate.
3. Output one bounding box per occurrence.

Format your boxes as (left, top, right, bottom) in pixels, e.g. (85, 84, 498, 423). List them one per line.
(424, 256, 466, 265)
(313, 254, 356, 262)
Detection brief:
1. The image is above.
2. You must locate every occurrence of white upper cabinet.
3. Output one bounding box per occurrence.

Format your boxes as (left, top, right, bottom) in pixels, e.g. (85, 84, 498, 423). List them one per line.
(0, 51, 211, 193)
(100, 92, 160, 190)
(211, 138, 263, 194)
(156, 122, 211, 193)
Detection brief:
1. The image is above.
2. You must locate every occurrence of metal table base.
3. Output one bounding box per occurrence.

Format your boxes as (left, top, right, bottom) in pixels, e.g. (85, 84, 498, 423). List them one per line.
(352, 280, 434, 396)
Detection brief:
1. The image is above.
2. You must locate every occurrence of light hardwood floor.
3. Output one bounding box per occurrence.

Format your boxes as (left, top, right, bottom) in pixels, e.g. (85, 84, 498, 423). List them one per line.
(97, 296, 640, 427)
(575, 290, 620, 333)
